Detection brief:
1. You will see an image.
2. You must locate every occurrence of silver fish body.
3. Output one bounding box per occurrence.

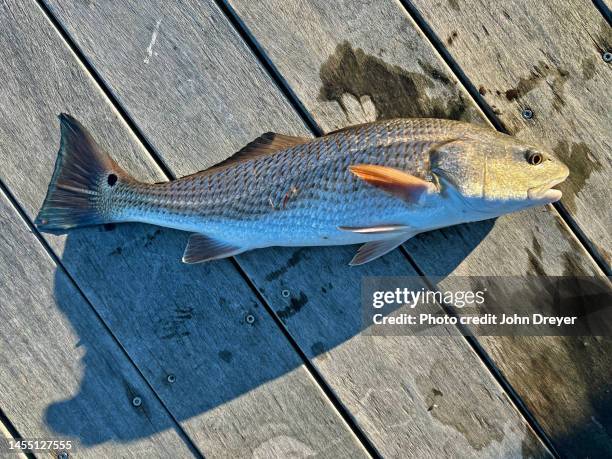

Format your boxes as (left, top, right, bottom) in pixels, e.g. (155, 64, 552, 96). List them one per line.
(36, 115, 569, 265)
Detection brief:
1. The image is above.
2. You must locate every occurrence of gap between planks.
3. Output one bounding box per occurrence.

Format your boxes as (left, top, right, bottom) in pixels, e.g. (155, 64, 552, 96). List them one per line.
(30, 0, 379, 455)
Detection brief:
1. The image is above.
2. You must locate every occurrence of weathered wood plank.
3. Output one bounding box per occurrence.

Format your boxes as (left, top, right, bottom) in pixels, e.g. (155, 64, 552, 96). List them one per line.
(410, 0, 612, 269)
(221, 0, 612, 456)
(43, 0, 550, 456)
(0, 1, 367, 456)
(0, 191, 196, 457)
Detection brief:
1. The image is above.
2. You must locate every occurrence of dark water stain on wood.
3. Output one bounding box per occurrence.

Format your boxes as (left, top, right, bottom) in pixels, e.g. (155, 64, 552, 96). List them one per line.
(553, 141, 603, 214)
(581, 56, 597, 80)
(521, 431, 548, 459)
(448, 0, 460, 11)
(594, 21, 612, 53)
(532, 236, 543, 258)
(218, 350, 233, 363)
(561, 252, 589, 276)
(426, 387, 443, 411)
(526, 236, 546, 276)
(503, 61, 569, 111)
(277, 291, 309, 320)
(415, 360, 505, 450)
(321, 282, 334, 294)
(490, 335, 612, 457)
(319, 42, 475, 122)
(418, 60, 453, 85)
(264, 248, 305, 281)
(144, 228, 163, 247)
(446, 31, 458, 46)
(156, 306, 194, 340)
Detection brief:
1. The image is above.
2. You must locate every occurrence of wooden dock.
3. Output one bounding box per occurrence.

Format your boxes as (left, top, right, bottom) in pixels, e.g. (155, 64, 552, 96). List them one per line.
(0, 0, 610, 457)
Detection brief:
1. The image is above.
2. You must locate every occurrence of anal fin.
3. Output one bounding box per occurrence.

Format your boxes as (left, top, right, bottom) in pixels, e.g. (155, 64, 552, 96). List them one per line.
(182, 233, 245, 264)
(349, 234, 414, 266)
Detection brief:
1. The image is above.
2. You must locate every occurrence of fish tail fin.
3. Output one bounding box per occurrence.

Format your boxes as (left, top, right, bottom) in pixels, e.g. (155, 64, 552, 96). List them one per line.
(35, 113, 135, 232)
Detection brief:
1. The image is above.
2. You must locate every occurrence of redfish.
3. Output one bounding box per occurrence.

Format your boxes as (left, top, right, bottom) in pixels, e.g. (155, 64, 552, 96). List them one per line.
(36, 114, 569, 265)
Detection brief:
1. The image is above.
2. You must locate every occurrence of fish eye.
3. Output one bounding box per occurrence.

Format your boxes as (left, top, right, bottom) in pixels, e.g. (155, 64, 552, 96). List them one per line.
(525, 151, 543, 166)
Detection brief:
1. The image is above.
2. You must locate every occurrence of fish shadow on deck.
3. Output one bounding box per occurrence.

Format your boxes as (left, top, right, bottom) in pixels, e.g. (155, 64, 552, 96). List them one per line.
(42, 219, 612, 455)
(41, 218, 497, 445)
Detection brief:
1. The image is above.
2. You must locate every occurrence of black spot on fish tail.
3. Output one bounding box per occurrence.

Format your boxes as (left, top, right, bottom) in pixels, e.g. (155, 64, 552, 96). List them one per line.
(553, 141, 603, 214)
(276, 292, 309, 320)
(318, 41, 477, 122)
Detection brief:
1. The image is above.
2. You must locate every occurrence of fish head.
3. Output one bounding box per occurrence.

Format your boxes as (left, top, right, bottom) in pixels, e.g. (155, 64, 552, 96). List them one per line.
(430, 133, 569, 217)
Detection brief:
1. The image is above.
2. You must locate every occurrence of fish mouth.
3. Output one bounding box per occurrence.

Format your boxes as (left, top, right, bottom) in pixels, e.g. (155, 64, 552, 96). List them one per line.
(527, 175, 568, 203)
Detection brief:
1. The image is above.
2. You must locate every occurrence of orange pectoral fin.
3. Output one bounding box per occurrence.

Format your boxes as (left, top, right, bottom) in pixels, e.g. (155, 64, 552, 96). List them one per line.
(349, 164, 436, 203)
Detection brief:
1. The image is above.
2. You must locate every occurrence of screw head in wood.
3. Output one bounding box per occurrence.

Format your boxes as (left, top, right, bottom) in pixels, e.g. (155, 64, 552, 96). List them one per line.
(57, 452, 69, 459)
(132, 396, 142, 407)
(245, 313, 255, 324)
(521, 108, 534, 120)
(281, 289, 290, 298)
(603, 51, 612, 63)
(167, 374, 176, 383)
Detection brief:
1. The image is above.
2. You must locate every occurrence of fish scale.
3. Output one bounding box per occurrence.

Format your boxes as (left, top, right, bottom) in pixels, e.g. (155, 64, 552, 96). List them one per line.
(116, 120, 464, 241)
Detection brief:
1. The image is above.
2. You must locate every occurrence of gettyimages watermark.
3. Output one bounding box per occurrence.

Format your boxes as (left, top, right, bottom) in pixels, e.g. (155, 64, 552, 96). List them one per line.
(361, 276, 612, 336)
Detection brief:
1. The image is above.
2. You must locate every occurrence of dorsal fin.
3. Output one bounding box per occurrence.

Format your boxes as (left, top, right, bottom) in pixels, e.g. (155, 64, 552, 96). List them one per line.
(210, 132, 310, 172)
